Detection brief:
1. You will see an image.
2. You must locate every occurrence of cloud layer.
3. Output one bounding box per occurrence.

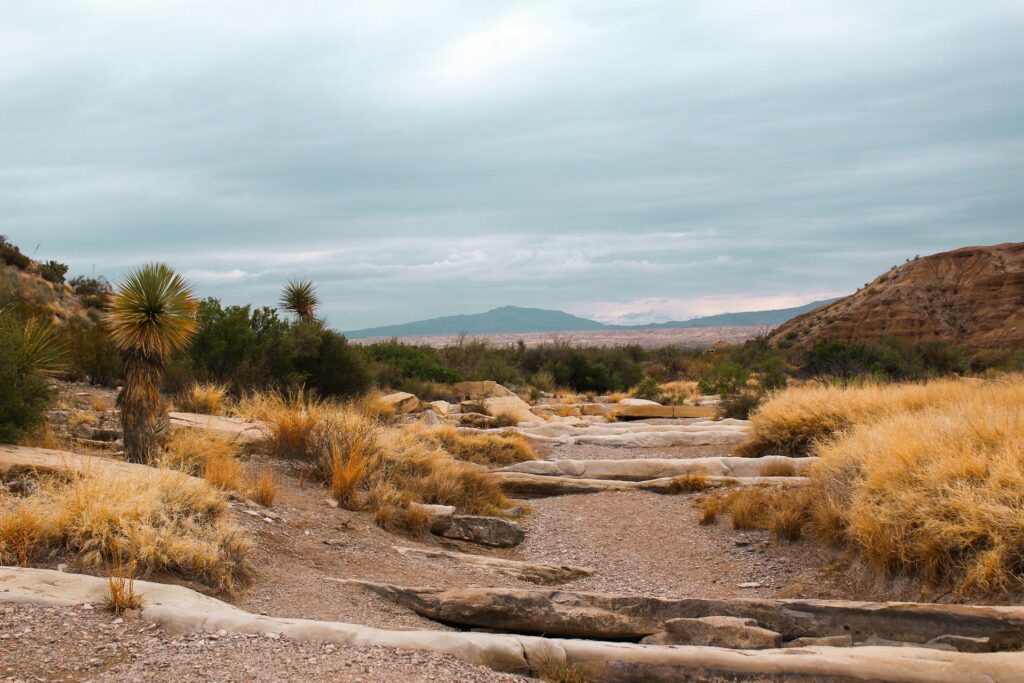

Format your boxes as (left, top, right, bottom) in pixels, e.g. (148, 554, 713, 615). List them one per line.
(2, 1, 1022, 327)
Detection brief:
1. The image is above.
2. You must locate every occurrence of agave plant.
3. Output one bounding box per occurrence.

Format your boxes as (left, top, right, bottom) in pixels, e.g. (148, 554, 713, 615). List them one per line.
(106, 264, 198, 463)
(279, 279, 320, 325)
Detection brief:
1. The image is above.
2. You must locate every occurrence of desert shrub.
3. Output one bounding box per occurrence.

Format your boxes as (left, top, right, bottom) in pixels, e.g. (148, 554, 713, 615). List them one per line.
(631, 376, 664, 402)
(531, 369, 556, 392)
(414, 424, 535, 466)
(0, 468, 251, 592)
(64, 320, 120, 386)
(367, 340, 462, 384)
(69, 275, 113, 311)
(0, 236, 30, 270)
(177, 382, 230, 415)
(698, 362, 749, 397)
(809, 380, 1024, 593)
(737, 378, 980, 456)
(720, 390, 763, 420)
(300, 329, 373, 398)
(800, 337, 966, 381)
(39, 260, 68, 285)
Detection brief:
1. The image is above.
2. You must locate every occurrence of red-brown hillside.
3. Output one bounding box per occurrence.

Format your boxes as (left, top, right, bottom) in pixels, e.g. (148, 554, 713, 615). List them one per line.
(770, 242, 1024, 351)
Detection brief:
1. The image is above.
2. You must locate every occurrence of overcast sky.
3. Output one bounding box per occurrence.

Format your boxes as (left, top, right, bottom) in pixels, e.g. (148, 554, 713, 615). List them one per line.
(2, 1, 1022, 329)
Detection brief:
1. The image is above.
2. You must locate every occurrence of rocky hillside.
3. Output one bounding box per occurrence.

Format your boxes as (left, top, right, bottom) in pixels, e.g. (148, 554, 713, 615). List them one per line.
(770, 242, 1024, 351)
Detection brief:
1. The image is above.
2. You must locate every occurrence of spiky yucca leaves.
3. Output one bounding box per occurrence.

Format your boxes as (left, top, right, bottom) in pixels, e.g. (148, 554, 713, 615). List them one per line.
(280, 279, 320, 324)
(106, 264, 198, 463)
(0, 307, 68, 379)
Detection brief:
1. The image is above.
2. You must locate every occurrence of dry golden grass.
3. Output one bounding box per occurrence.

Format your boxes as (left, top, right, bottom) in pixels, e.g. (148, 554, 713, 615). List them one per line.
(203, 454, 244, 491)
(67, 411, 97, 430)
(532, 652, 587, 683)
(658, 380, 699, 404)
(664, 472, 711, 494)
(248, 468, 278, 507)
(351, 391, 398, 422)
(810, 379, 1024, 593)
(243, 391, 516, 532)
(104, 556, 143, 614)
(0, 468, 251, 593)
(177, 382, 230, 416)
(18, 423, 65, 450)
(413, 424, 535, 467)
(160, 430, 238, 479)
(760, 461, 796, 477)
(698, 487, 812, 542)
(90, 395, 113, 412)
(738, 378, 1003, 456)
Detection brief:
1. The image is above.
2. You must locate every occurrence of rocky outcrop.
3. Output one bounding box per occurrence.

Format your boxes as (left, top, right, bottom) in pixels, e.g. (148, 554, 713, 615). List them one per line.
(498, 456, 813, 481)
(5, 568, 1022, 683)
(353, 582, 1024, 650)
(769, 242, 1024, 351)
(168, 412, 269, 445)
(481, 395, 536, 425)
(612, 404, 718, 420)
(451, 381, 516, 400)
(379, 392, 420, 414)
(392, 546, 593, 584)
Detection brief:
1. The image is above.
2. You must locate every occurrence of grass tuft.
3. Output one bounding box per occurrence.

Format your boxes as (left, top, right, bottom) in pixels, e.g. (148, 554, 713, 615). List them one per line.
(104, 555, 144, 614)
(177, 382, 230, 415)
(249, 468, 278, 507)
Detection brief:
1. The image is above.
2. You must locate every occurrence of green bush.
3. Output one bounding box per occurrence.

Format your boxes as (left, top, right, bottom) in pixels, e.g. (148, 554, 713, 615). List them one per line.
(69, 275, 112, 310)
(632, 376, 664, 402)
(64, 320, 121, 386)
(698, 362, 749, 397)
(367, 340, 462, 383)
(0, 235, 30, 270)
(301, 329, 372, 398)
(0, 312, 67, 441)
(39, 260, 69, 285)
(720, 390, 763, 420)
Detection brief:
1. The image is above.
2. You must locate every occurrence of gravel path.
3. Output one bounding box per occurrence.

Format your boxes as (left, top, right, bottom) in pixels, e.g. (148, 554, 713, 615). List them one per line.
(514, 489, 829, 599)
(0, 603, 525, 683)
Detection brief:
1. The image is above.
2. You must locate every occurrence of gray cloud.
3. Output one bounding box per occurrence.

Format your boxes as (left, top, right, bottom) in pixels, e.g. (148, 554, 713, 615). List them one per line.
(2, 1, 1022, 327)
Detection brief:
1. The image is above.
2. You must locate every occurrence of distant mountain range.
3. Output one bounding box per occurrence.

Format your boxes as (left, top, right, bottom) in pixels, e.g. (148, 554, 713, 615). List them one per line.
(345, 300, 838, 339)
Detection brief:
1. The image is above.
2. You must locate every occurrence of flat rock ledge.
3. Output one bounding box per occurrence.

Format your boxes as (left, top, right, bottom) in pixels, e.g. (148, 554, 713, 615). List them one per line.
(498, 456, 815, 481)
(168, 412, 270, 446)
(490, 471, 808, 496)
(392, 546, 593, 584)
(351, 581, 1024, 652)
(2, 568, 1022, 683)
(0, 445, 201, 483)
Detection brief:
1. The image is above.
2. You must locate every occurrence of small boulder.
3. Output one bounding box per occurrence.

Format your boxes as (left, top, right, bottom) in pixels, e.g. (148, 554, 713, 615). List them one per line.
(451, 381, 516, 400)
(440, 515, 525, 548)
(426, 401, 451, 417)
(659, 616, 783, 649)
(380, 392, 420, 414)
(481, 396, 535, 425)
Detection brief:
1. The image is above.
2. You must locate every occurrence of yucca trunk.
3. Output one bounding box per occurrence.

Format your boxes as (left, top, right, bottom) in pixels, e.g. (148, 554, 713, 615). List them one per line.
(118, 349, 167, 463)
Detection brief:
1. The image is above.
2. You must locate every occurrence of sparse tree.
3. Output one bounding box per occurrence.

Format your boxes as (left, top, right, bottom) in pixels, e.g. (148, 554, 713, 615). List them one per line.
(279, 279, 320, 325)
(106, 264, 198, 463)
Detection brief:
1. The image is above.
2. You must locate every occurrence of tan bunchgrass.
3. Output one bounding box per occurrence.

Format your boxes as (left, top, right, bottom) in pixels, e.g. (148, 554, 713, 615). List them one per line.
(760, 461, 796, 477)
(0, 468, 251, 593)
(248, 468, 278, 507)
(698, 487, 813, 542)
(177, 382, 230, 415)
(242, 390, 515, 532)
(738, 377, 1006, 456)
(68, 411, 98, 430)
(412, 424, 535, 467)
(809, 380, 1024, 593)
(161, 429, 243, 491)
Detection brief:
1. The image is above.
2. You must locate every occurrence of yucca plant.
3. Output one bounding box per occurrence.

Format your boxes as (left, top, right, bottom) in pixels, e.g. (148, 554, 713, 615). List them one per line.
(0, 307, 69, 441)
(280, 279, 320, 325)
(106, 264, 198, 463)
